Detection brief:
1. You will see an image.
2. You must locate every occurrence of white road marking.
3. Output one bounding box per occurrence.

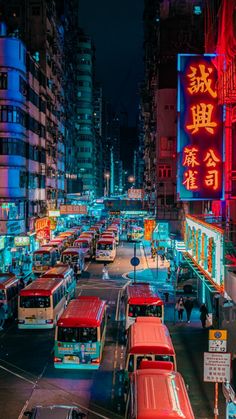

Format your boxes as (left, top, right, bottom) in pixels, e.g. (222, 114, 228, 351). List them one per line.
(115, 290, 121, 321)
(0, 364, 36, 385)
(84, 261, 91, 272)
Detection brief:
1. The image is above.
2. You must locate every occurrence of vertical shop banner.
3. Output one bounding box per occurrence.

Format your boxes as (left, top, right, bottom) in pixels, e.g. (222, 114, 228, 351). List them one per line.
(177, 54, 223, 200)
(144, 219, 156, 241)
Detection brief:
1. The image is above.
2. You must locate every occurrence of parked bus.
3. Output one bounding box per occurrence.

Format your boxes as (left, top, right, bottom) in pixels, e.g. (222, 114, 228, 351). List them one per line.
(125, 368, 194, 419)
(0, 273, 21, 319)
(125, 283, 164, 330)
(107, 226, 119, 244)
(32, 247, 57, 274)
(73, 237, 93, 260)
(61, 247, 85, 273)
(42, 264, 76, 298)
(54, 296, 107, 369)
(18, 277, 72, 329)
(101, 231, 115, 240)
(57, 231, 76, 247)
(95, 238, 116, 262)
(125, 317, 176, 374)
(127, 225, 144, 242)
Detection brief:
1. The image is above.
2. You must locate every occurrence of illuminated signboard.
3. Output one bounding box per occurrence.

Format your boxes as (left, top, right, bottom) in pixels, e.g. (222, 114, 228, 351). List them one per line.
(184, 215, 224, 290)
(48, 210, 60, 217)
(177, 54, 223, 200)
(144, 219, 156, 241)
(35, 217, 50, 241)
(128, 189, 145, 200)
(60, 205, 88, 215)
(14, 236, 30, 247)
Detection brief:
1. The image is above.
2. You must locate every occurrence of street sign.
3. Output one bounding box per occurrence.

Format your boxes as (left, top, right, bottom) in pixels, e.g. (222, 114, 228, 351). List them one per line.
(209, 329, 227, 352)
(130, 257, 140, 267)
(204, 352, 231, 383)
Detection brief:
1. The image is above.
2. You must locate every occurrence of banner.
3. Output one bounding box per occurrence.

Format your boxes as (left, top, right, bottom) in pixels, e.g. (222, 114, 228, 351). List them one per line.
(144, 219, 156, 241)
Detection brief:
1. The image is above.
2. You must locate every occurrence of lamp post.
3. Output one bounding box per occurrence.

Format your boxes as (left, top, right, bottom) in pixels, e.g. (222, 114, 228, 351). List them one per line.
(104, 172, 110, 197)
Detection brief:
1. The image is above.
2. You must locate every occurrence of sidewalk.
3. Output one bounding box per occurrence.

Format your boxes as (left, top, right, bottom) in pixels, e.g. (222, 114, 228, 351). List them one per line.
(127, 240, 225, 419)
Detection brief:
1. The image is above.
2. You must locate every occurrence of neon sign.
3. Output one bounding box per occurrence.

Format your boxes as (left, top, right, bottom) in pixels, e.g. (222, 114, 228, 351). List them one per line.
(177, 55, 223, 200)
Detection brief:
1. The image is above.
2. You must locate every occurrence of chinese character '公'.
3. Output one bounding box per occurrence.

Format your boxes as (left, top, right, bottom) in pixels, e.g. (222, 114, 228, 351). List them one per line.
(183, 170, 199, 190)
(183, 146, 200, 167)
(187, 64, 217, 98)
(186, 103, 217, 134)
(203, 149, 220, 167)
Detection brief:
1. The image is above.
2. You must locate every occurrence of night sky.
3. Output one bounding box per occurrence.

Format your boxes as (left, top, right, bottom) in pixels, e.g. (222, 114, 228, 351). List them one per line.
(79, 0, 144, 127)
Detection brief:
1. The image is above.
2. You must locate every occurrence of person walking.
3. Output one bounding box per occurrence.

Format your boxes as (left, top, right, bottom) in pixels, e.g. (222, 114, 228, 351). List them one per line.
(102, 263, 109, 280)
(175, 297, 185, 321)
(184, 296, 194, 323)
(73, 264, 78, 280)
(200, 303, 209, 328)
(0, 303, 5, 330)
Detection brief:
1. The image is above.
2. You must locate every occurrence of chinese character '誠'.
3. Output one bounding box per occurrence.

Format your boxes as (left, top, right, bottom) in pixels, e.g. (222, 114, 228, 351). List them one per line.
(183, 170, 199, 190)
(183, 146, 200, 167)
(187, 64, 217, 98)
(205, 170, 219, 190)
(187, 103, 217, 134)
(203, 149, 220, 167)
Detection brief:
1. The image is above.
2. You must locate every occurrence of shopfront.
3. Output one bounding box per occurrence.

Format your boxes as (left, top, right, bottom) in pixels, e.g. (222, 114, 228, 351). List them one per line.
(183, 215, 225, 326)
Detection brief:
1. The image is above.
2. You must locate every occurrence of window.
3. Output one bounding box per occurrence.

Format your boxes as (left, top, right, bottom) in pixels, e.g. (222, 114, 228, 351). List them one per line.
(58, 326, 97, 343)
(158, 165, 172, 178)
(19, 76, 27, 95)
(0, 73, 7, 89)
(20, 296, 50, 308)
(0, 138, 26, 157)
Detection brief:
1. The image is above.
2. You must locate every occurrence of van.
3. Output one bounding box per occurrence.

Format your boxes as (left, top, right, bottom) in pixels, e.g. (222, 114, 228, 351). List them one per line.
(23, 405, 86, 418)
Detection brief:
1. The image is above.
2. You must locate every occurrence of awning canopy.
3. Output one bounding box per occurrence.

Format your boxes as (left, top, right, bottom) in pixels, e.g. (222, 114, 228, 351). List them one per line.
(183, 253, 219, 293)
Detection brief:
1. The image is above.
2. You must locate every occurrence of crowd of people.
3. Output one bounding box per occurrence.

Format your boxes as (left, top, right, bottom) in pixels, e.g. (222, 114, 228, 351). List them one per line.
(175, 297, 209, 328)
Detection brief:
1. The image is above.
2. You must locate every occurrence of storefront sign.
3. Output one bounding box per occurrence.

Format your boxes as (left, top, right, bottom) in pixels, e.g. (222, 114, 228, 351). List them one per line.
(48, 210, 60, 217)
(204, 352, 231, 382)
(177, 54, 223, 200)
(35, 217, 50, 241)
(128, 189, 145, 200)
(60, 205, 88, 215)
(185, 215, 224, 289)
(209, 329, 227, 352)
(14, 236, 30, 247)
(144, 219, 156, 241)
(0, 220, 25, 235)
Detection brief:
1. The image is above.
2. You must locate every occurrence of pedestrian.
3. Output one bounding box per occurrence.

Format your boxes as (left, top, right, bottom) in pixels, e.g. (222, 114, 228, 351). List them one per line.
(102, 263, 109, 280)
(74, 264, 78, 279)
(200, 303, 209, 328)
(0, 303, 5, 330)
(175, 297, 185, 321)
(151, 246, 156, 261)
(184, 296, 194, 323)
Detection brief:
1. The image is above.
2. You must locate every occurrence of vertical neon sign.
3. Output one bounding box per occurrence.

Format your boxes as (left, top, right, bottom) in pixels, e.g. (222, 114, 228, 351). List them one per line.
(177, 54, 223, 200)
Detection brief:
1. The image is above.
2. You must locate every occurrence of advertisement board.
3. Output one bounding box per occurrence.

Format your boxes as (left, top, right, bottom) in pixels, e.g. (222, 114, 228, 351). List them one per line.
(144, 219, 156, 241)
(177, 54, 223, 200)
(128, 189, 145, 200)
(35, 217, 51, 241)
(0, 220, 25, 235)
(48, 210, 60, 217)
(14, 236, 30, 247)
(60, 205, 88, 215)
(184, 215, 224, 290)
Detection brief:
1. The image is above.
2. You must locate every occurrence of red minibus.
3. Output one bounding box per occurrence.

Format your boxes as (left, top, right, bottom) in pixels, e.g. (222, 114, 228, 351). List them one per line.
(0, 273, 21, 319)
(125, 283, 164, 330)
(125, 368, 194, 419)
(125, 317, 177, 373)
(73, 237, 93, 259)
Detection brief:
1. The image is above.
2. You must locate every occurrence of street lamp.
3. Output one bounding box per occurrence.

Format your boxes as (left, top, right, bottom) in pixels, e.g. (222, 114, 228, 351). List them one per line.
(104, 172, 110, 197)
(128, 175, 135, 185)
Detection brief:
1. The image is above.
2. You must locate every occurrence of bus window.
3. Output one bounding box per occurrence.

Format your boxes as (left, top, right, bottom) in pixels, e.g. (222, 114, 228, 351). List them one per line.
(128, 304, 162, 318)
(0, 290, 5, 300)
(137, 356, 152, 369)
(58, 326, 97, 343)
(128, 355, 134, 372)
(20, 296, 50, 308)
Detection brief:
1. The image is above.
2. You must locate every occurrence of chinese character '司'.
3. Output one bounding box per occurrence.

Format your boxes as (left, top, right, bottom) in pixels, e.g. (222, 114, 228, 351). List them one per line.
(205, 170, 219, 190)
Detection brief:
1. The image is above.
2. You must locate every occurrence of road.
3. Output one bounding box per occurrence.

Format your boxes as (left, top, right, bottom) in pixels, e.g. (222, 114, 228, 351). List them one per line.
(0, 240, 139, 419)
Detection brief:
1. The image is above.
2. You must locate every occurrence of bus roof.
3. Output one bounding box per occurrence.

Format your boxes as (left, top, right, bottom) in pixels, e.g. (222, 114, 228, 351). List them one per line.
(20, 277, 63, 296)
(133, 369, 194, 419)
(0, 273, 17, 289)
(57, 296, 106, 327)
(129, 321, 175, 355)
(42, 265, 72, 278)
(49, 238, 65, 244)
(74, 238, 91, 243)
(33, 247, 54, 253)
(61, 247, 82, 255)
(97, 238, 115, 244)
(127, 283, 163, 306)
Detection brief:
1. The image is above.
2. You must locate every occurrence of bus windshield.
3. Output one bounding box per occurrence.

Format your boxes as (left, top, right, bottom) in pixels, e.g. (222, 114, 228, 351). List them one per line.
(79, 242, 89, 248)
(58, 326, 97, 342)
(97, 243, 112, 251)
(128, 304, 162, 317)
(34, 253, 50, 263)
(20, 296, 50, 308)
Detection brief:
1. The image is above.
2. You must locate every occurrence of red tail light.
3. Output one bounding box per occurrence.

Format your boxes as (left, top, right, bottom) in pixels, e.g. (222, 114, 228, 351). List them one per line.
(54, 357, 62, 363)
(46, 319, 53, 324)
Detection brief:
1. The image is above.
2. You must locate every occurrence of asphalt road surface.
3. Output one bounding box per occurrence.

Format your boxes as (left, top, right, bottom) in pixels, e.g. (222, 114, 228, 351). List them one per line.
(0, 240, 139, 419)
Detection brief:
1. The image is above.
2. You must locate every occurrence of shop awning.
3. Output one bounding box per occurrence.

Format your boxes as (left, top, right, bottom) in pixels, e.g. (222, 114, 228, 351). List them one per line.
(183, 253, 219, 293)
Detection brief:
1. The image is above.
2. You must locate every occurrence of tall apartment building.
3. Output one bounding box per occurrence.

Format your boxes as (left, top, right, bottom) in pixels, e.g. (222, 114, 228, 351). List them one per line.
(76, 30, 95, 197)
(142, 0, 204, 229)
(93, 82, 104, 197)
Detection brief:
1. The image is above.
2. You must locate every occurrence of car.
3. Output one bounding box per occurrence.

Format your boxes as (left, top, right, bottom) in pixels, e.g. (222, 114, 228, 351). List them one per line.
(24, 405, 87, 419)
